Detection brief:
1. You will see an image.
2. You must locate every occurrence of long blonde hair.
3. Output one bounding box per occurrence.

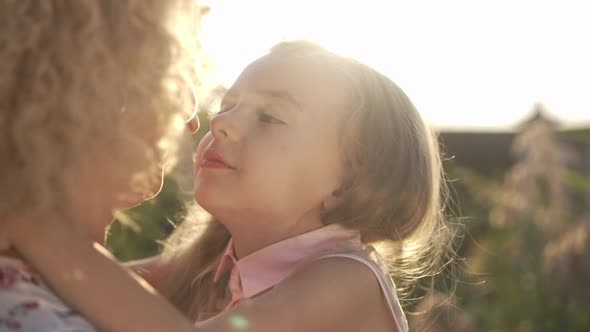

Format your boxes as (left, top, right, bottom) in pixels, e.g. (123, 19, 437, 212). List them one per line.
(0, 0, 200, 222)
(163, 40, 454, 320)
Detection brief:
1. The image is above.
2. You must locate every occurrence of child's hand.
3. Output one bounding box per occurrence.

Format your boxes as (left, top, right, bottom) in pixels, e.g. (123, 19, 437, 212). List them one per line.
(1, 213, 56, 251)
(1, 212, 97, 257)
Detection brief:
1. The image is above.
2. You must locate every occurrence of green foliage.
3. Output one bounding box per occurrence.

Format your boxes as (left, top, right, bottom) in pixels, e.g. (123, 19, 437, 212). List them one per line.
(562, 169, 590, 195)
(446, 118, 590, 332)
(106, 177, 186, 261)
(561, 128, 590, 143)
(454, 225, 590, 331)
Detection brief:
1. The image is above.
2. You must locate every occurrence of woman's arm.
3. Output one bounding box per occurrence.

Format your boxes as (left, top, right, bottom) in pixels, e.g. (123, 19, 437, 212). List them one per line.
(4, 218, 387, 332)
(4, 216, 195, 332)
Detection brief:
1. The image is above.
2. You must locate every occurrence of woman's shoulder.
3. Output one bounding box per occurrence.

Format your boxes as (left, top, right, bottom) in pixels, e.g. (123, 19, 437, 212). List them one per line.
(0, 256, 96, 331)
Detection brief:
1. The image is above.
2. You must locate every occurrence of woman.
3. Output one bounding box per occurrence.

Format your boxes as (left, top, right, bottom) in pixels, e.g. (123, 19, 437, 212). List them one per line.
(0, 1, 200, 330)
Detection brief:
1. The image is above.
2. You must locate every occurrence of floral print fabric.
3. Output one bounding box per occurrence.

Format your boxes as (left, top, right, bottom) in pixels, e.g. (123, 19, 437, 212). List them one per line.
(0, 256, 95, 331)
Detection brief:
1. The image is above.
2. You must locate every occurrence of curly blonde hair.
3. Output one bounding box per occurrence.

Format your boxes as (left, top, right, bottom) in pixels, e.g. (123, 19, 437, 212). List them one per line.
(0, 0, 201, 222)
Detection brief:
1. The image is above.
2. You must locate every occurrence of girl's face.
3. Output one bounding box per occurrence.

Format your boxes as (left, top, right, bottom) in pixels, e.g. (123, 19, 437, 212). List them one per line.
(194, 54, 350, 231)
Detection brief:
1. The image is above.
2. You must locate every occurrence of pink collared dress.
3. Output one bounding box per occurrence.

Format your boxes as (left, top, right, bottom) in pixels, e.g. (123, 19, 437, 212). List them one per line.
(198, 224, 409, 331)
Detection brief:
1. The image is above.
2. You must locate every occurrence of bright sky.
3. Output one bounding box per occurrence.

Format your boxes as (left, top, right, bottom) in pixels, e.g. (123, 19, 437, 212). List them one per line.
(200, 0, 590, 130)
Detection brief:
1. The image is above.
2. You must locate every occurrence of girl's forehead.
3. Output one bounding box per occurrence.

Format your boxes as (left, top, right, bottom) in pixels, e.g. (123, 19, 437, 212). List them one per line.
(231, 55, 352, 111)
(239, 55, 310, 83)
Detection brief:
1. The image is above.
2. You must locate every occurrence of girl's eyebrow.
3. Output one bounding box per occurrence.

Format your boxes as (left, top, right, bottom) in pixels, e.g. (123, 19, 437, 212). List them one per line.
(222, 89, 303, 112)
(255, 89, 303, 112)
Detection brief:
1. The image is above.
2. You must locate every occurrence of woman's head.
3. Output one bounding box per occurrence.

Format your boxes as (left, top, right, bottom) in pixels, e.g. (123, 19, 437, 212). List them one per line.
(0, 0, 200, 239)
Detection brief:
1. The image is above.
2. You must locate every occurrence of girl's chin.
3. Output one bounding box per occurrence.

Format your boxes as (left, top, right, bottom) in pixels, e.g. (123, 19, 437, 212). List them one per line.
(194, 193, 229, 215)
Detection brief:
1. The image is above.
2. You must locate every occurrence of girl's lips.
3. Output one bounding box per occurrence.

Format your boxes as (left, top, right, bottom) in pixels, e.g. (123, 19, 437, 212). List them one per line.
(201, 159, 231, 169)
(201, 149, 234, 169)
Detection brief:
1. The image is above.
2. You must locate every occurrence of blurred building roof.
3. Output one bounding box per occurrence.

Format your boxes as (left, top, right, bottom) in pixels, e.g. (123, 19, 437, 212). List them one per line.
(440, 110, 590, 175)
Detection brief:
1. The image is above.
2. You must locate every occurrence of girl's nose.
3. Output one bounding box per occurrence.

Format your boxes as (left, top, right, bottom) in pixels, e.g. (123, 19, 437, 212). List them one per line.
(210, 108, 242, 141)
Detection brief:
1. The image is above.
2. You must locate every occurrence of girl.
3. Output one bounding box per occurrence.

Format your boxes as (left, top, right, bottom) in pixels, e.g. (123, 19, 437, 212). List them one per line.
(5, 41, 451, 332)
(0, 0, 200, 330)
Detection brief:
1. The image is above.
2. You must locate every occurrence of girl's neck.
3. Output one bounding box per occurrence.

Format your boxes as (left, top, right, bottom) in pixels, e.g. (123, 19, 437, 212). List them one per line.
(226, 216, 324, 259)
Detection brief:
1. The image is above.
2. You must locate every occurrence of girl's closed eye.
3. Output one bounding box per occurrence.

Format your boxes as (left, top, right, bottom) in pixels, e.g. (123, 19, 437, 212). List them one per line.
(258, 110, 287, 125)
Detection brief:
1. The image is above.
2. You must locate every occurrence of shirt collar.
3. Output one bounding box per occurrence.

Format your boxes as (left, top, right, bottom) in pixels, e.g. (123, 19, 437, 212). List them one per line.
(213, 223, 363, 300)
